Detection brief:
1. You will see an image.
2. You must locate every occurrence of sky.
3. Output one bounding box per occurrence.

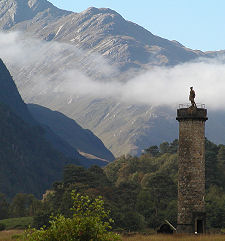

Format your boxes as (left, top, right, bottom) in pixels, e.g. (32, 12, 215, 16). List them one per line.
(49, 0, 225, 52)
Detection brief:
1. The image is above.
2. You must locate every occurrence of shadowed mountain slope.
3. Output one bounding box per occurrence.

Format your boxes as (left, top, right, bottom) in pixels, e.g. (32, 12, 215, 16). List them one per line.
(28, 103, 114, 162)
(0, 101, 69, 198)
(0, 59, 114, 198)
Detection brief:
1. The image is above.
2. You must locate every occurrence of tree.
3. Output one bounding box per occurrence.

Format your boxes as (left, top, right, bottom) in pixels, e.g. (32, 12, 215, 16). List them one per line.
(142, 173, 176, 225)
(159, 142, 170, 154)
(10, 193, 39, 217)
(206, 185, 225, 228)
(145, 146, 159, 156)
(0, 193, 9, 219)
(24, 191, 120, 241)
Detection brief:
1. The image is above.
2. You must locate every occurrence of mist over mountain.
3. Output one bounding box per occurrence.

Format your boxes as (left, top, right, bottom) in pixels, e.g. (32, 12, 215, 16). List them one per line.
(0, 0, 225, 156)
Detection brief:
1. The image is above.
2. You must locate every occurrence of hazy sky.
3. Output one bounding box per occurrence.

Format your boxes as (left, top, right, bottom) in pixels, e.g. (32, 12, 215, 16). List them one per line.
(49, 0, 225, 52)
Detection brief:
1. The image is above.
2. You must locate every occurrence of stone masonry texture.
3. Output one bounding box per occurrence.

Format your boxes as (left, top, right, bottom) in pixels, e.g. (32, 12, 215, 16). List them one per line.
(176, 108, 207, 233)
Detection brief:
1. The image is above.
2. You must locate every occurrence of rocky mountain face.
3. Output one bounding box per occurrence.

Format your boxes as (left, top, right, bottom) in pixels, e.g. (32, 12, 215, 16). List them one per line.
(0, 0, 70, 30)
(0, 0, 224, 156)
(3, 3, 205, 73)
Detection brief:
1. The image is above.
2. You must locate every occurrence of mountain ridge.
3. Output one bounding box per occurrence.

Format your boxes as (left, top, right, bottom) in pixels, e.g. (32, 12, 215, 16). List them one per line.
(0, 0, 224, 156)
(0, 0, 70, 30)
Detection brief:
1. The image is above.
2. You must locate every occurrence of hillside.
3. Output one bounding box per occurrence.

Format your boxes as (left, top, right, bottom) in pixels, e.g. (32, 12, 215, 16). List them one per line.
(0, 0, 70, 30)
(0, 0, 224, 156)
(27, 104, 114, 162)
(0, 58, 115, 198)
(0, 101, 71, 198)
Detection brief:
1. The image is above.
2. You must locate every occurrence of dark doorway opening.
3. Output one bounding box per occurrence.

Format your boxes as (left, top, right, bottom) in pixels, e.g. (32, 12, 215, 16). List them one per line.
(197, 219, 203, 233)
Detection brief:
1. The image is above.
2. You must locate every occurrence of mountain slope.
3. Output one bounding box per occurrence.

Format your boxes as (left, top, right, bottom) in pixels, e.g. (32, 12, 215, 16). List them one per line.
(0, 58, 84, 161)
(0, 101, 73, 198)
(27, 104, 114, 161)
(0, 59, 115, 198)
(0, 58, 34, 124)
(6, 5, 205, 73)
(0, 0, 70, 30)
(0, 0, 224, 156)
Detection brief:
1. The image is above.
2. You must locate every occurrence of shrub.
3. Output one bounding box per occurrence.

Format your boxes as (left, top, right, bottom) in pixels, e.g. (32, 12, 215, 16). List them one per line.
(0, 223, 6, 231)
(23, 190, 121, 241)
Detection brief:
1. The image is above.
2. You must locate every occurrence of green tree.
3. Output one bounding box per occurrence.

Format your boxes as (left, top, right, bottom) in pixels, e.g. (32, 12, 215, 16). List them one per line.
(142, 173, 176, 226)
(145, 145, 159, 157)
(159, 142, 170, 154)
(24, 191, 120, 241)
(206, 185, 225, 228)
(10, 193, 39, 217)
(0, 193, 9, 219)
(168, 139, 178, 154)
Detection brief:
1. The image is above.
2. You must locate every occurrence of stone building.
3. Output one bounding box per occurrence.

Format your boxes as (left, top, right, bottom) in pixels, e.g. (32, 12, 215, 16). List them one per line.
(176, 105, 208, 233)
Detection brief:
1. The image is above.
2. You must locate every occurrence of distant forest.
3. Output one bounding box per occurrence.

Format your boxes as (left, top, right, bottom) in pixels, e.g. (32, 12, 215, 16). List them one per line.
(1, 138, 225, 232)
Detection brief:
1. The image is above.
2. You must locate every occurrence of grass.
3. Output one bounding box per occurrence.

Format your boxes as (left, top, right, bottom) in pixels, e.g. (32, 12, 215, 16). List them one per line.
(0, 230, 24, 241)
(0, 231, 225, 241)
(121, 234, 225, 241)
(0, 217, 33, 230)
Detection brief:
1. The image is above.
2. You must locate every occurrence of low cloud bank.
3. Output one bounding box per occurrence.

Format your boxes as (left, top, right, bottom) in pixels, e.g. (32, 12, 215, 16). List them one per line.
(0, 31, 224, 109)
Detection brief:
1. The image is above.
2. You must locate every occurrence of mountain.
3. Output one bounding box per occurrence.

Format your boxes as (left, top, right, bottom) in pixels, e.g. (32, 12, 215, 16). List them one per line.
(27, 104, 114, 162)
(0, 0, 224, 156)
(1, 2, 205, 73)
(0, 58, 74, 198)
(0, 0, 70, 30)
(0, 59, 115, 198)
(0, 101, 70, 198)
(0, 58, 92, 163)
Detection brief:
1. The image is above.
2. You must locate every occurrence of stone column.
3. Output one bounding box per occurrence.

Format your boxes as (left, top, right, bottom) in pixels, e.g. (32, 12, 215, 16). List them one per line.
(176, 107, 208, 234)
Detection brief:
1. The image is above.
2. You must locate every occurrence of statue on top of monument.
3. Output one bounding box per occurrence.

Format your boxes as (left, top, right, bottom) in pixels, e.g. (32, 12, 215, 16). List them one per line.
(189, 87, 196, 107)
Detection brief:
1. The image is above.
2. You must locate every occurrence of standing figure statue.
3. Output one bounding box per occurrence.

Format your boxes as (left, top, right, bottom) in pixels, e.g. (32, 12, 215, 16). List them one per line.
(189, 87, 196, 107)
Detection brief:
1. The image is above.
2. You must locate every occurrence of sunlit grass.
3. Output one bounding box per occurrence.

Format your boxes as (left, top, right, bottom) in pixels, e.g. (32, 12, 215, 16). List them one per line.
(121, 234, 225, 241)
(0, 230, 23, 241)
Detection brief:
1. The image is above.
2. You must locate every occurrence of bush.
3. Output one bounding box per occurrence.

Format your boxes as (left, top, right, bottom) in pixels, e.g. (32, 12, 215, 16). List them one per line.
(0, 223, 6, 231)
(23, 190, 121, 241)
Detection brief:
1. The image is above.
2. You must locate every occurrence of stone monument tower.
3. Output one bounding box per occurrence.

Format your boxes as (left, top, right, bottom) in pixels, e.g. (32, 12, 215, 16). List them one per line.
(176, 87, 208, 233)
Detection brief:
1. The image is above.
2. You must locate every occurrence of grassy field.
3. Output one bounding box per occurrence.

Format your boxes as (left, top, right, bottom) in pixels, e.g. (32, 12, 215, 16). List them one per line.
(0, 217, 33, 230)
(0, 231, 225, 241)
(121, 234, 225, 241)
(0, 230, 23, 241)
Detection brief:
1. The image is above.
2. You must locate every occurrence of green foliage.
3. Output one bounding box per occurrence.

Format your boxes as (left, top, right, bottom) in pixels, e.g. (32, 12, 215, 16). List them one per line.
(145, 146, 159, 157)
(0, 217, 33, 230)
(23, 191, 120, 241)
(0, 223, 6, 231)
(0, 193, 9, 219)
(206, 185, 225, 228)
(9, 193, 40, 218)
(21, 138, 225, 232)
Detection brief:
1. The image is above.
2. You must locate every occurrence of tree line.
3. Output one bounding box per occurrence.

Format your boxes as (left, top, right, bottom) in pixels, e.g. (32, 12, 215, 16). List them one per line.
(1, 138, 225, 232)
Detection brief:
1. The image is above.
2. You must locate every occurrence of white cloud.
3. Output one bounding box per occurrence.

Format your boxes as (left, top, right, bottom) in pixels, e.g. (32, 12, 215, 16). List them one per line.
(0, 31, 225, 110)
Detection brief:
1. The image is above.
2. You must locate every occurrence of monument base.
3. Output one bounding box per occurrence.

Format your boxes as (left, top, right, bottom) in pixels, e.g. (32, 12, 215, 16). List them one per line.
(177, 212, 206, 234)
